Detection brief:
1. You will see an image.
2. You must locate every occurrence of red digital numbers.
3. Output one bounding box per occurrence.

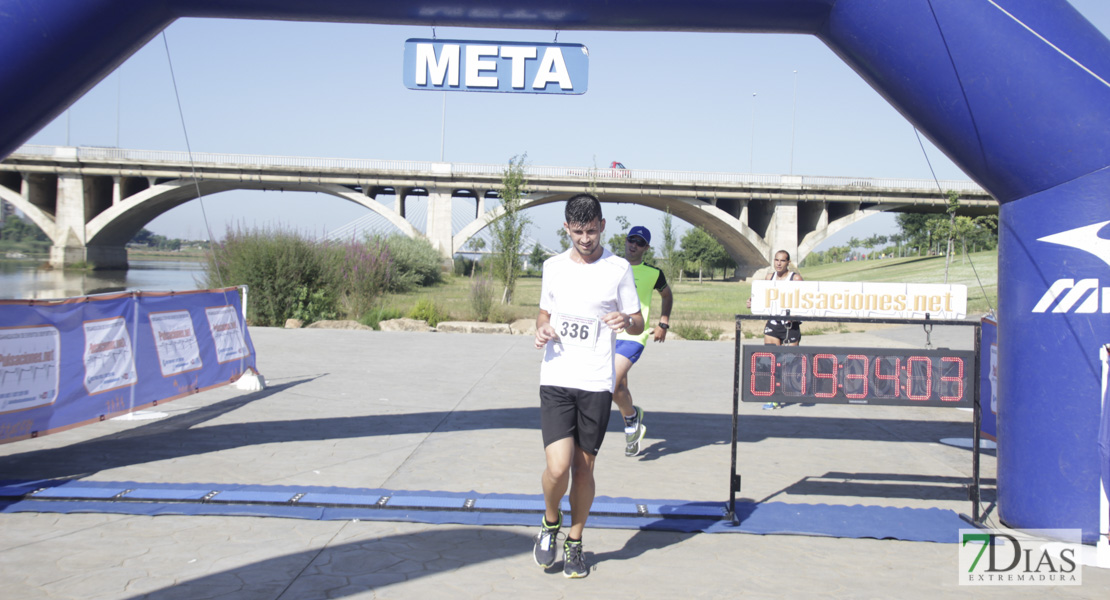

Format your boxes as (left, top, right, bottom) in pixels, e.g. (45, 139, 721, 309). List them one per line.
(906, 356, 932, 401)
(873, 357, 900, 398)
(744, 346, 971, 406)
(749, 352, 776, 397)
(843, 354, 869, 399)
(813, 353, 838, 398)
(780, 353, 808, 397)
(939, 357, 964, 402)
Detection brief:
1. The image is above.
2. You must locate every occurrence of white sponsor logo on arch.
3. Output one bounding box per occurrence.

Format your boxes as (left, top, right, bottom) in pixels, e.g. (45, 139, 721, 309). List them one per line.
(1034, 220, 1110, 313)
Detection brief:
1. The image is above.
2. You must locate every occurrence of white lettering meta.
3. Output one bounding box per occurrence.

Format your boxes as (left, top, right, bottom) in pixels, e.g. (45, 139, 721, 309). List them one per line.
(534, 47, 572, 90)
(466, 45, 499, 87)
(499, 45, 537, 88)
(414, 43, 574, 91)
(416, 44, 459, 86)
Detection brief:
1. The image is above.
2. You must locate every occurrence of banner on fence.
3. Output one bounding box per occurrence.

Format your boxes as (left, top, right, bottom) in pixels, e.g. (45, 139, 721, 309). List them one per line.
(750, 280, 967, 320)
(0, 288, 257, 444)
(980, 316, 998, 442)
(1100, 344, 1109, 557)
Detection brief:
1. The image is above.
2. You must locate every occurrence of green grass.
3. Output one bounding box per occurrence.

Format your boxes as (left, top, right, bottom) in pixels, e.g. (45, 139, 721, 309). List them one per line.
(379, 274, 543, 324)
(372, 250, 998, 333)
(800, 251, 997, 314)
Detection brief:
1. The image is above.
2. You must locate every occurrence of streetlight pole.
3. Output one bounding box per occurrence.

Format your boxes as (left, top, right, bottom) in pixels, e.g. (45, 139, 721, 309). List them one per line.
(439, 91, 447, 162)
(116, 71, 122, 148)
(749, 92, 756, 173)
(790, 70, 798, 175)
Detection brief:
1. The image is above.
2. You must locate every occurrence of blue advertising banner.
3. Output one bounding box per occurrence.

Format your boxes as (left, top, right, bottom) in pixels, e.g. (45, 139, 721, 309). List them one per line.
(980, 316, 998, 442)
(1100, 345, 1109, 534)
(403, 38, 588, 94)
(0, 288, 257, 444)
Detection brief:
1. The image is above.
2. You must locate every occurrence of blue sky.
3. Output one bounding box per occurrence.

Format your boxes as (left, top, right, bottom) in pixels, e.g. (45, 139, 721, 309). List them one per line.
(25, 1, 1110, 252)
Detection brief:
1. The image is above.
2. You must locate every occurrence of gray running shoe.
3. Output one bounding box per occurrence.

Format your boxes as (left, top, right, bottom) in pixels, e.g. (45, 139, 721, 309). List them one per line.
(533, 512, 562, 568)
(563, 540, 589, 578)
(624, 406, 646, 457)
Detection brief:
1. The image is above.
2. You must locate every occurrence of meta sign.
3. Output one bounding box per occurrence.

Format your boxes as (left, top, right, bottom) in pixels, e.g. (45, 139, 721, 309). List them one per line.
(403, 39, 588, 94)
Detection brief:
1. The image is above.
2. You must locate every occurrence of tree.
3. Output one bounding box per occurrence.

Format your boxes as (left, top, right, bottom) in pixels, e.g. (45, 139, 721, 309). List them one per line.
(660, 209, 678, 282)
(943, 190, 959, 282)
(463, 236, 486, 277)
(606, 215, 631, 257)
(679, 227, 734, 281)
(0, 215, 48, 243)
(887, 233, 904, 257)
(131, 228, 155, 246)
(826, 244, 850, 263)
(465, 237, 486, 252)
(861, 234, 887, 259)
(896, 213, 932, 255)
(487, 154, 532, 304)
(555, 227, 570, 251)
(528, 242, 548, 272)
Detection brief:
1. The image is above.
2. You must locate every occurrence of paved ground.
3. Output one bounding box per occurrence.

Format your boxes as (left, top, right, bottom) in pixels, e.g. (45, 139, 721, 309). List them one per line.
(0, 324, 1106, 599)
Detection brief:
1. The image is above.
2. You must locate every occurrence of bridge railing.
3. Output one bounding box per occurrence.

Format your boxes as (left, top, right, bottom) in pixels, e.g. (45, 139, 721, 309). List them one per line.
(11, 144, 988, 195)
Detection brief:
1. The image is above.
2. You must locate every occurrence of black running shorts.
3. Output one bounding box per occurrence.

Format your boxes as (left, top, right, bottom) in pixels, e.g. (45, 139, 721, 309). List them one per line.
(539, 385, 613, 455)
(764, 320, 802, 344)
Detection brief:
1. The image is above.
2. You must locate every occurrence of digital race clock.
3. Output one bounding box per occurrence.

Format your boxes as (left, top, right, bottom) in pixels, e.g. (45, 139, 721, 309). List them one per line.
(740, 345, 975, 407)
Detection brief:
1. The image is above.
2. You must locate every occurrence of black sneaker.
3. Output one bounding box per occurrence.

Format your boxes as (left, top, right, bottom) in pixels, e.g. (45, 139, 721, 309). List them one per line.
(624, 406, 646, 457)
(533, 512, 562, 568)
(563, 539, 589, 578)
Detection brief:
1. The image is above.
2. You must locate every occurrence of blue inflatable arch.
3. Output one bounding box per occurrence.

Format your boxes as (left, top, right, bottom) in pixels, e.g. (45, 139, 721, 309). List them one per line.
(2, 0, 1108, 541)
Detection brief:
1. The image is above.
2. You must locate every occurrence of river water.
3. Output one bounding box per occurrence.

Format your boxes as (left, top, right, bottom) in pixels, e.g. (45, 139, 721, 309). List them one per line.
(0, 259, 207, 300)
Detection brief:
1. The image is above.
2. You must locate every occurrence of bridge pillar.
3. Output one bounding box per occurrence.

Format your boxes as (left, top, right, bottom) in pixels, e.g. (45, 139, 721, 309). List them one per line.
(425, 189, 454, 259)
(396, 188, 407, 217)
(764, 200, 798, 261)
(49, 173, 127, 270)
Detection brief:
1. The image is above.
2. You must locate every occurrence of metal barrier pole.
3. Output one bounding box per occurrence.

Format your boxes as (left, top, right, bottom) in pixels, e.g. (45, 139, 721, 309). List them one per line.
(971, 323, 983, 523)
(728, 315, 742, 522)
(239, 285, 248, 324)
(729, 313, 984, 525)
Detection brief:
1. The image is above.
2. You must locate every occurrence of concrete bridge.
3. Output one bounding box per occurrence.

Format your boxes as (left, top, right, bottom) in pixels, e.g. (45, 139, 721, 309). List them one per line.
(0, 145, 994, 274)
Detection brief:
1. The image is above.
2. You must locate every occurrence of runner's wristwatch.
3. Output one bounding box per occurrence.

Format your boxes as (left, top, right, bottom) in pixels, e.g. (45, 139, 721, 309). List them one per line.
(658, 322, 669, 330)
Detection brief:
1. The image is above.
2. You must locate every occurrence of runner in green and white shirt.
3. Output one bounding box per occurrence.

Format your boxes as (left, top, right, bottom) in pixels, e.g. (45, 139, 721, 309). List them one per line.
(614, 225, 673, 457)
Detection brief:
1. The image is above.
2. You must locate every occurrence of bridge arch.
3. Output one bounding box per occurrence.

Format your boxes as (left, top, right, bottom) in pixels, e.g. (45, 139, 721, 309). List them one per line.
(84, 181, 420, 248)
(455, 192, 775, 267)
(0, 184, 56, 240)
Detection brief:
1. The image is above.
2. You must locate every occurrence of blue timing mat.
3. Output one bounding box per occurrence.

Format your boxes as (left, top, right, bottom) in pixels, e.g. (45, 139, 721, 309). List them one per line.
(0, 479, 968, 543)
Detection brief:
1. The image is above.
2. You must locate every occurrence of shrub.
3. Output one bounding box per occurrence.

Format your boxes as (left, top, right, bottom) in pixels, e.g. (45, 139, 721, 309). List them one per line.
(673, 321, 722, 341)
(454, 256, 481, 277)
(380, 234, 443, 291)
(203, 229, 445, 327)
(328, 237, 394, 319)
(291, 285, 337, 323)
(204, 227, 334, 326)
(487, 302, 517, 324)
(360, 305, 405, 330)
(407, 297, 448, 327)
(469, 275, 496, 321)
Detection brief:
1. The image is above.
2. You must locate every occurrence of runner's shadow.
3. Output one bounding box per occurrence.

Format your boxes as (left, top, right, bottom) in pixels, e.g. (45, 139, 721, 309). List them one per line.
(126, 527, 531, 600)
(588, 528, 692, 569)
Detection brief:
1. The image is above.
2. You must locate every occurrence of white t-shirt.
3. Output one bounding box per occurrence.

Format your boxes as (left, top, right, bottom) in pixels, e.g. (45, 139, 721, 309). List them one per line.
(539, 248, 640, 392)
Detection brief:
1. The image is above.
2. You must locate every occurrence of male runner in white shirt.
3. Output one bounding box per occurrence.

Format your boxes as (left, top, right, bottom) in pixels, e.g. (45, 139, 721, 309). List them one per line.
(532, 193, 643, 578)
